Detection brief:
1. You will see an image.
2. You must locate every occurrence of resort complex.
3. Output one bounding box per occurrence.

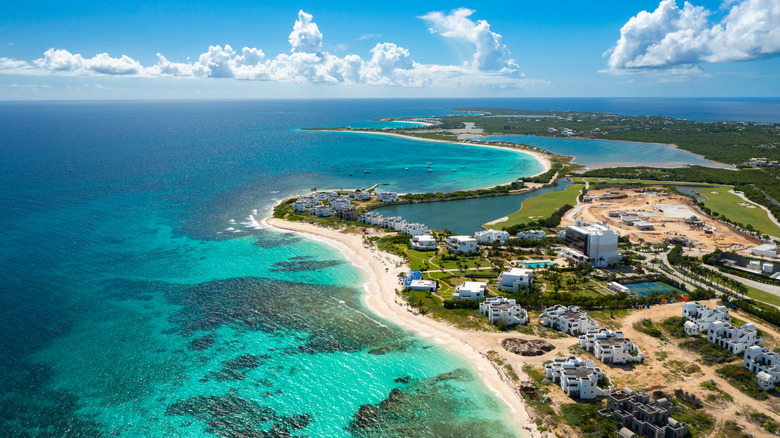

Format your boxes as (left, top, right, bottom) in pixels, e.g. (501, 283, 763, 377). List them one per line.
(267, 106, 780, 438)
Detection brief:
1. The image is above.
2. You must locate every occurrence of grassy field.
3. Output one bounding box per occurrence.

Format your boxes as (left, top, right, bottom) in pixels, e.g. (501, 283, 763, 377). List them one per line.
(485, 183, 582, 229)
(695, 185, 780, 237)
(573, 176, 717, 186)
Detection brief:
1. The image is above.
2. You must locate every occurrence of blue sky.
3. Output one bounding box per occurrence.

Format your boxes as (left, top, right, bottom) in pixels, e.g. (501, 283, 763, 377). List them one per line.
(1, 0, 778, 99)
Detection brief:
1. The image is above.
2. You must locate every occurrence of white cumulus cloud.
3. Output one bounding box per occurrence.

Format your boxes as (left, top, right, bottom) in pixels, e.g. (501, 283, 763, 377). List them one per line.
(420, 8, 518, 71)
(605, 0, 780, 74)
(0, 9, 534, 89)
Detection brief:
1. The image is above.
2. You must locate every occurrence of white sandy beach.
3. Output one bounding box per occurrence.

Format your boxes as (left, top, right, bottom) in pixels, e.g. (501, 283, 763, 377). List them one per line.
(329, 129, 553, 179)
(262, 216, 542, 438)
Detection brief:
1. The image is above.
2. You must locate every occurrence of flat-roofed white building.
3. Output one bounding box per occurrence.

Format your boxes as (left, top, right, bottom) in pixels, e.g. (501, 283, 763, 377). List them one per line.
(330, 196, 352, 211)
(474, 229, 510, 244)
(539, 305, 599, 336)
(409, 279, 437, 292)
(359, 212, 384, 226)
(633, 220, 654, 231)
(311, 205, 336, 217)
(564, 222, 620, 267)
(580, 329, 643, 364)
(381, 216, 405, 230)
(496, 268, 533, 292)
(350, 190, 371, 201)
(744, 346, 780, 390)
(682, 302, 730, 335)
(292, 196, 319, 212)
(376, 192, 399, 202)
(316, 191, 339, 201)
(410, 235, 436, 251)
(452, 281, 486, 300)
(544, 356, 612, 399)
(707, 321, 760, 355)
(517, 229, 547, 241)
(402, 222, 429, 236)
(445, 235, 478, 253)
(479, 297, 528, 325)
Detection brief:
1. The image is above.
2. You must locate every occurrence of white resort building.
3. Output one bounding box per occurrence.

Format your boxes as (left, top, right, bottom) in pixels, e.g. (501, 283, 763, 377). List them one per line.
(329, 196, 352, 211)
(539, 305, 599, 336)
(544, 356, 612, 399)
(563, 222, 620, 267)
(516, 229, 547, 241)
(474, 229, 510, 244)
(359, 212, 384, 226)
(292, 195, 319, 212)
(579, 329, 643, 364)
(409, 279, 437, 292)
(681, 302, 730, 335)
(410, 235, 436, 251)
(744, 346, 780, 390)
(496, 268, 534, 293)
(479, 297, 528, 325)
(452, 281, 486, 300)
(707, 321, 760, 355)
(376, 192, 399, 202)
(316, 191, 338, 201)
(607, 282, 631, 295)
(311, 205, 335, 217)
(402, 222, 429, 236)
(445, 236, 478, 253)
(349, 190, 371, 201)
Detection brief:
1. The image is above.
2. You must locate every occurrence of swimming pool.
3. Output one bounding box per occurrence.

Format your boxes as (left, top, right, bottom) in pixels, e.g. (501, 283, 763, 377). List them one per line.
(623, 281, 682, 296)
(524, 262, 555, 268)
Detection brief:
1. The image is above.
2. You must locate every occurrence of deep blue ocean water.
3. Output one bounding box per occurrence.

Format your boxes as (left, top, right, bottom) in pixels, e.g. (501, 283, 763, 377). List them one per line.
(1, 98, 778, 438)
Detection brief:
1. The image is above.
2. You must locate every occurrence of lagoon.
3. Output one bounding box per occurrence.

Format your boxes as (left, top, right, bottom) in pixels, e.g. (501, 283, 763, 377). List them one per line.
(375, 179, 572, 234)
(480, 134, 728, 170)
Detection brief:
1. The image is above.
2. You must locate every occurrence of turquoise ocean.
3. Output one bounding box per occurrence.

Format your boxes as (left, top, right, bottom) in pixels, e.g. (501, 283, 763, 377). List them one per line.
(1, 98, 777, 437)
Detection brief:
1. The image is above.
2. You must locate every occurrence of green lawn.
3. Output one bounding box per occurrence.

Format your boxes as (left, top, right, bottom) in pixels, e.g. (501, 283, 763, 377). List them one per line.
(743, 283, 780, 307)
(695, 185, 780, 237)
(576, 177, 717, 187)
(485, 184, 582, 229)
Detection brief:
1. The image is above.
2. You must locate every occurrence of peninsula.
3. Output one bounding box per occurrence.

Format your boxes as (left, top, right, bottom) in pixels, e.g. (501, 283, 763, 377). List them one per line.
(269, 107, 780, 437)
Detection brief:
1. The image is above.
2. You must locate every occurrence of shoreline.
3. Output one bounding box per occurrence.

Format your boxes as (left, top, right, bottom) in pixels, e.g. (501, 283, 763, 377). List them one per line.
(322, 129, 553, 179)
(262, 216, 541, 438)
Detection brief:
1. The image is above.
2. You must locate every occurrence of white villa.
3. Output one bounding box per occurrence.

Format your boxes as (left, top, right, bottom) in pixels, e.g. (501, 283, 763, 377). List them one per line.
(474, 229, 510, 244)
(744, 346, 780, 390)
(316, 191, 338, 201)
(452, 281, 486, 300)
(330, 196, 352, 211)
(359, 212, 384, 226)
(539, 305, 599, 336)
(349, 190, 371, 201)
(382, 216, 406, 231)
(579, 329, 643, 364)
(545, 356, 612, 399)
(707, 321, 760, 355)
(681, 302, 730, 335)
(564, 222, 620, 267)
(376, 192, 399, 202)
(311, 205, 335, 217)
(479, 297, 528, 325)
(292, 195, 319, 212)
(517, 229, 547, 241)
(410, 235, 436, 251)
(496, 268, 534, 293)
(445, 235, 478, 253)
(402, 222, 429, 236)
(409, 279, 437, 292)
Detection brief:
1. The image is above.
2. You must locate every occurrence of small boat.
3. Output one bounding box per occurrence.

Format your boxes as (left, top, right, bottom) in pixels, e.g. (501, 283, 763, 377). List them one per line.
(460, 166, 465, 168)
(425, 164, 431, 168)
(451, 169, 457, 172)
(427, 169, 432, 172)
(426, 162, 432, 165)
(404, 168, 409, 171)
(363, 170, 370, 174)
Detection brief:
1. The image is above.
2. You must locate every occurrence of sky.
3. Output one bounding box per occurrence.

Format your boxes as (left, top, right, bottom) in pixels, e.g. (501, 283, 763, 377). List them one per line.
(1, 0, 779, 99)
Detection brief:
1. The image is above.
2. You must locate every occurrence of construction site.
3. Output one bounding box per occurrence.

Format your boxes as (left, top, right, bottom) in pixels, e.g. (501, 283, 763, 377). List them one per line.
(561, 188, 763, 251)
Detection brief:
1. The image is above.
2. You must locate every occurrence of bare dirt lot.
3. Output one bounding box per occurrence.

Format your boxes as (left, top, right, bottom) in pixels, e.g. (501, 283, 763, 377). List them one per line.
(561, 188, 762, 251)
